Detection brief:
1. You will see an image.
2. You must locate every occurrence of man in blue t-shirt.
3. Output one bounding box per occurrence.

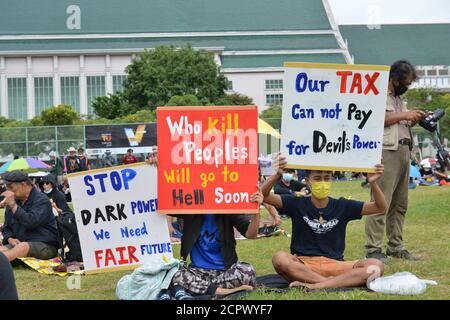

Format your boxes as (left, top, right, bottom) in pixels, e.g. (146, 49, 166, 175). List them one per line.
(261, 154, 388, 290)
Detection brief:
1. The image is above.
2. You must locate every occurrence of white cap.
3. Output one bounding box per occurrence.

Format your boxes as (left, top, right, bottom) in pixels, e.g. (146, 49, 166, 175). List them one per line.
(49, 151, 56, 157)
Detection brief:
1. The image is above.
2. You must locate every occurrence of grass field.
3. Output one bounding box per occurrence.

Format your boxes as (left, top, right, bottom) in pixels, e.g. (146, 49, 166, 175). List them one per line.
(1, 180, 449, 300)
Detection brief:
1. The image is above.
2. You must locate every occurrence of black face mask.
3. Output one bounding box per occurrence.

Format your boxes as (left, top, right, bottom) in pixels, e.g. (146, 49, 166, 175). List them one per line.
(394, 83, 408, 96)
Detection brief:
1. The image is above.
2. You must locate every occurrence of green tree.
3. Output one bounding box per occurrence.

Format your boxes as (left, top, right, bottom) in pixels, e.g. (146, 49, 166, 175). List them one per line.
(123, 45, 228, 111)
(260, 104, 282, 119)
(92, 92, 132, 119)
(215, 93, 253, 106)
(166, 94, 200, 106)
(41, 105, 80, 126)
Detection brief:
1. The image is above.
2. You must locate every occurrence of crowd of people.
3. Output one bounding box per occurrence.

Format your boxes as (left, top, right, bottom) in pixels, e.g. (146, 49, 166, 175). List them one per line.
(0, 60, 448, 300)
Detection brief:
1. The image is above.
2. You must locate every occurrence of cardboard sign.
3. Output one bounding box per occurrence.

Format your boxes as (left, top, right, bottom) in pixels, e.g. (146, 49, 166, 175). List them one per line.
(157, 106, 259, 214)
(68, 163, 172, 274)
(281, 62, 390, 173)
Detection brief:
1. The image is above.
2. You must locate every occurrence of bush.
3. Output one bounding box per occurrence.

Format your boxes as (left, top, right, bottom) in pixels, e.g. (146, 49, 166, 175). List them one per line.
(40, 105, 80, 126)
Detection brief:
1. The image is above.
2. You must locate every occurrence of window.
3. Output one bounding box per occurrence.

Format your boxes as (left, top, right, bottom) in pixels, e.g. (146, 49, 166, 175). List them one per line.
(86, 76, 106, 115)
(416, 69, 425, 77)
(226, 80, 233, 91)
(112, 74, 127, 93)
(438, 69, 449, 76)
(427, 69, 437, 76)
(8, 78, 27, 120)
(60, 76, 80, 113)
(34, 77, 53, 115)
(265, 79, 283, 90)
(266, 94, 283, 106)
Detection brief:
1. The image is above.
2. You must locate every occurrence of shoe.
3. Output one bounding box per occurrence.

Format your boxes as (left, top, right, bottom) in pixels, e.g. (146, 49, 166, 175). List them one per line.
(366, 251, 389, 264)
(157, 289, 172, 300)
(386, 248, 421, 261)
(52, 263, 67, 273)
(172, 286, 195, 300)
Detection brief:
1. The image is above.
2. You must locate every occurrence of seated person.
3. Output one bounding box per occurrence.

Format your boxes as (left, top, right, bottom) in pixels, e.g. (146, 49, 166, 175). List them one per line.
(274, 168, 309, 218)
(419, 162, 440, 186)
(0, 171, 60, 262)
(261, 154, 388, 290)
(58, 175, 72, 203)
(41, 174, 71, 214)
(434, 161, 450, 185)
(146, 156, 261, 299)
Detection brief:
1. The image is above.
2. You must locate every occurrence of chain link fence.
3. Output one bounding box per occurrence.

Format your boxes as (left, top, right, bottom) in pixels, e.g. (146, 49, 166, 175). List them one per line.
(0, 119, 446, 163)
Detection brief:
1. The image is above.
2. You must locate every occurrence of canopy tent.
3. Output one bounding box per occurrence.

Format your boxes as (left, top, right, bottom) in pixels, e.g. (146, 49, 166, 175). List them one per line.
(258, 118, 281, 139)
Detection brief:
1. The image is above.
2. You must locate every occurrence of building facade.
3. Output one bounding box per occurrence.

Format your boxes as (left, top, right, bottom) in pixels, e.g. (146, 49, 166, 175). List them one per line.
(0, 0, 448, 121)
(0, 0, 352, 119)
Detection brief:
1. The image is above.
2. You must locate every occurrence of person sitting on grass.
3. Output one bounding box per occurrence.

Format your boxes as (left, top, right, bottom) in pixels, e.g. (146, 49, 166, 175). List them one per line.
(261, 154, 388, 290)
(0, 171, 60, 262)
(146, 156, 262, 300)
(41, 174, 71, 215)
(274, 168, 309, 219)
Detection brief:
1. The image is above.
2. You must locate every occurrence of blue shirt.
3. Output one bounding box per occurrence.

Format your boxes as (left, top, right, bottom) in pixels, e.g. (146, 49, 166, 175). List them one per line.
(190, 215, 225, 270)
(281, 195, 364, 260)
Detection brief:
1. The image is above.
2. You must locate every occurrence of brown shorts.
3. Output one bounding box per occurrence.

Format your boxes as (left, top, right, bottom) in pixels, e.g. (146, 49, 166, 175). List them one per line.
(296, 256, 359, 278)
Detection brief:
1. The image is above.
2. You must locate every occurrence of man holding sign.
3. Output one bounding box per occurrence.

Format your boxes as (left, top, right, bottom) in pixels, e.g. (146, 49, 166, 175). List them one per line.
(261, 154, 388, 289)
(147, 156, 262, 299)
(155, 105, 262, 298)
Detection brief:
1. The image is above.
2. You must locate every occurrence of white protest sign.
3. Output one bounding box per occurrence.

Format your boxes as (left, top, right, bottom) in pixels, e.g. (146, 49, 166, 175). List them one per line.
(68, 163, 172, 274)
(281, 62, 390, 173)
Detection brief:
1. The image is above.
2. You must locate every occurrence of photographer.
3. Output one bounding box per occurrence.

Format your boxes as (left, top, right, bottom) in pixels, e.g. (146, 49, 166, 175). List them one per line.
(365, 60, 425, 262)
(0, 171, 59, 262)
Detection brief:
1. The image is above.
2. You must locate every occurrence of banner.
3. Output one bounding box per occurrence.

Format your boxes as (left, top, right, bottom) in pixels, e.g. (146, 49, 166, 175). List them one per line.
(85, 123, 156, 155)
(68, 163, 172, 273)
(157, 106, 259, 214)
(281, 62, 390, 173)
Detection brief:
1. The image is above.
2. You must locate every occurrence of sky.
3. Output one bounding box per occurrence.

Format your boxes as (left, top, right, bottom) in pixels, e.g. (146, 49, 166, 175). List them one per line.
(328, 0, 450, 25)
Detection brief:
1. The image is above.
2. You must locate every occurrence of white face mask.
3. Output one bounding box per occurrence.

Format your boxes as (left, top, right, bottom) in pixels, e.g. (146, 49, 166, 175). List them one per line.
(44, 188, 53, 194)
(282, 173, 294, 183)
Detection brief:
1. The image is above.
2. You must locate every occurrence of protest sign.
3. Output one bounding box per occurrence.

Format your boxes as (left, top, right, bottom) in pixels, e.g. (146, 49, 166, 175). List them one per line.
(68, 163, 171, 274)
(157, 106, 259, 214)
(281, 62, 390, 173)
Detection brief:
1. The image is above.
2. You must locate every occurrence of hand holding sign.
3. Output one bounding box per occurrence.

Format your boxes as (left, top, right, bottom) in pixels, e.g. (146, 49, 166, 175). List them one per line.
(271, 153, 288, 175)
(367, 163, 385, 184)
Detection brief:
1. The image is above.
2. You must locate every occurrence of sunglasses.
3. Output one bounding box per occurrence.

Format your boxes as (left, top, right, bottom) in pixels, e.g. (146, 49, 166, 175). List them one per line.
(43, 181, 52, 185)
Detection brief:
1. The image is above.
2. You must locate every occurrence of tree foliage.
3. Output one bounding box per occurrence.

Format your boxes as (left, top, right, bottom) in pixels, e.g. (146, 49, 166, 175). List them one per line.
(40, 105, 80, 126)
(123, 45, 228, 111)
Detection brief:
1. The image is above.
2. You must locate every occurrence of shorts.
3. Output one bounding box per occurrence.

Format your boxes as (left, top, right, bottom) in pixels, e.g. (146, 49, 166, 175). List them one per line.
(5, 242, 58, 260)
(296, 255, 359, 278)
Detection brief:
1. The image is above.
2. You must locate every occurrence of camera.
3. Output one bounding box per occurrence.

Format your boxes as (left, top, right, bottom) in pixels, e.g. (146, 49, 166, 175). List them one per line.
(419, 108, 445, 132)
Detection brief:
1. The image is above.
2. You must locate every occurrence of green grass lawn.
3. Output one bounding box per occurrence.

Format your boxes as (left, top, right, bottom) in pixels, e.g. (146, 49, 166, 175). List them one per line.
(1, 181, 449, 300)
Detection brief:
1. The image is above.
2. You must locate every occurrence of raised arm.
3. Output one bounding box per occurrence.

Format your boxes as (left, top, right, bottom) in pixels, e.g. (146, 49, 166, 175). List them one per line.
(362, 164, 389, 215)
(261, 154, 288, 209)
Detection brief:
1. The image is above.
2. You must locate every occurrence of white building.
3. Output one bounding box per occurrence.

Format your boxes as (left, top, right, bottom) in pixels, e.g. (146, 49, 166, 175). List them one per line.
(0, 0, 448, 120)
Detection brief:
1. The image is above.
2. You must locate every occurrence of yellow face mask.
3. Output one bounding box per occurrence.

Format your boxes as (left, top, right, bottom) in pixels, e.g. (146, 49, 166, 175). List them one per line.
(310, 181, 332, 199)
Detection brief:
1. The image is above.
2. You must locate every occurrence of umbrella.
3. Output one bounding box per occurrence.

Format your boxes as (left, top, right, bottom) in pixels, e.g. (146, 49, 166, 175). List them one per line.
(410, 164, 421, 178)
(258, 118, 281, 139)
(0, 158, 51, 174)
(29, 171, 50, 178)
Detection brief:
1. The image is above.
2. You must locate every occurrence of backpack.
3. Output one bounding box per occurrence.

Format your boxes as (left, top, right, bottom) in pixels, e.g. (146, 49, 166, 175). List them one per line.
(56, 211, 83, 262)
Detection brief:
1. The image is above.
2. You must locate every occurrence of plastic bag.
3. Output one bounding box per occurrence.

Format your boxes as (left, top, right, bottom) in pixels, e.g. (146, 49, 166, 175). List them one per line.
(368, 272, 437, 295)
